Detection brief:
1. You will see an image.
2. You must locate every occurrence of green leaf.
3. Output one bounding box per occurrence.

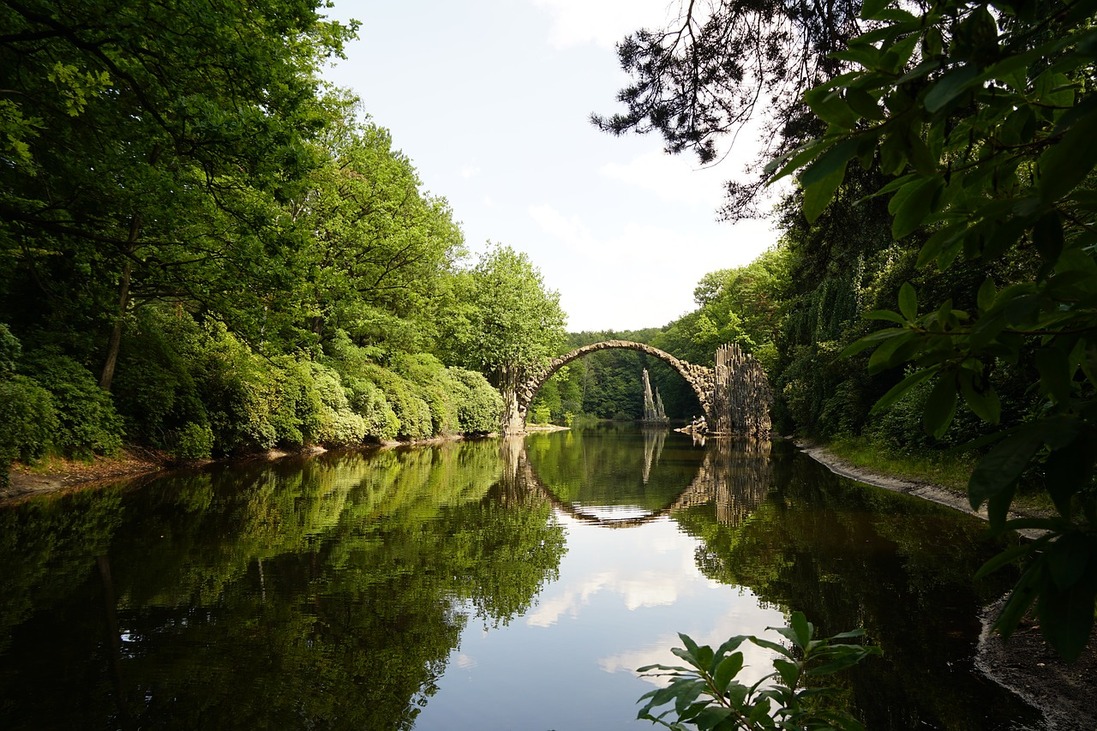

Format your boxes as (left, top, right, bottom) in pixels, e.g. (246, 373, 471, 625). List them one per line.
(923, 375, 957, 438)
(1033, 210, 1065, 273)
(748, 637, 795, 658)
(898, 282, 917, 320)
(871, 367, 938, 414)
(1035, 348, 1073, 403)
(993, 560, 1046, 640)
(799, 138, 861, 222)
(1046, 532, 1093, 591)
(1044, 437, 1096, 518)
(891, 176, 943, 239)
(802, 164, 846, 223)
(867, 330, 917, 373)
(845, 88, 885, 120)
(865, 309, 907, 324)
(958, 370, 1001, 424)
(923, 64, 981, 112)
(838, 327, 908, 358)
(713, 652, 744, 694)
(976, 277, 997, 312)
(1038, 109, 1097, 202)
(974, 539, 1043, 580)
(789, 611, 812, 649)
(1038, 559, 1097, 662)
(860, 0, 893, 20)
(773, 658, 799, 688)
(804, 87, 860, 129)
(968, 428, 1044, 510)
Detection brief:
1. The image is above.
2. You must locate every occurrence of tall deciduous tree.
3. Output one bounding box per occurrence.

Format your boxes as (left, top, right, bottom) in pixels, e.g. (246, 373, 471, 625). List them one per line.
(288, 115, 464, 357)
(0, 0, 355, 388)
(439, 244, 566, 392)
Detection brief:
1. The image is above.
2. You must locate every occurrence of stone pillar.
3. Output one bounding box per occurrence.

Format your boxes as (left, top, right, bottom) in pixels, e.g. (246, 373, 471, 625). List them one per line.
(500, 386, 526, 436)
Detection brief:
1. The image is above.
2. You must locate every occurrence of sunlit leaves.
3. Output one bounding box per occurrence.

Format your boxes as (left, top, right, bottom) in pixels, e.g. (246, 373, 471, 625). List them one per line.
(637, 613, 879, 730)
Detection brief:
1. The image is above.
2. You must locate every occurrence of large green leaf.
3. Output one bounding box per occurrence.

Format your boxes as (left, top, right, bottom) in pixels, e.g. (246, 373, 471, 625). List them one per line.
(968, 428, 1044, 510)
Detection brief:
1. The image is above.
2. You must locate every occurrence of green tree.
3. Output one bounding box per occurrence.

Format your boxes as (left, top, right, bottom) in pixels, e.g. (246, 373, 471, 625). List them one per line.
(290, 116, 464, 356)
(779, 0, 1097, 660)
(0, 0, 355, 388)
(438, 244, 567, 392)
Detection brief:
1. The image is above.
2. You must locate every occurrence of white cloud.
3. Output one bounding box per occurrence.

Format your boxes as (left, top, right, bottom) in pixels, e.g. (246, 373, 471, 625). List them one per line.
(599, 599, 787, 686)
(461, 165, 481, 179)
(600, 151, 725, 209)
(526, 202, 778, 330)
(531, 0, 683, 49)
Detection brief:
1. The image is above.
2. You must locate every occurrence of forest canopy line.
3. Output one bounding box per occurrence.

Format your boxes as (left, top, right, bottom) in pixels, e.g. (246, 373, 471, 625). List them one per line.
(0, 0, 567, 485)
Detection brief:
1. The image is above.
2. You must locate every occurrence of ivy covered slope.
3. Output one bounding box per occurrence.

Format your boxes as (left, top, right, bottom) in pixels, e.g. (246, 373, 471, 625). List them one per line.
(0, 1, 566, 485)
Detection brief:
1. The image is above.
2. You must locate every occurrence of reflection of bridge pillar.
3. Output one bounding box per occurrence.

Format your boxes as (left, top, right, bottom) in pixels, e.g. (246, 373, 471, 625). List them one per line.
(499, 435, 524, 492)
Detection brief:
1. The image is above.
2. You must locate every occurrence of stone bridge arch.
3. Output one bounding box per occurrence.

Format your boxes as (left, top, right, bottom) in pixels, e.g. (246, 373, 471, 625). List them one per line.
(501, 340, 771, 439)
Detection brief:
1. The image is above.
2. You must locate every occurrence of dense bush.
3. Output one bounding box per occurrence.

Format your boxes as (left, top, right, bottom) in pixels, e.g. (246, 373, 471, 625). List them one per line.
(172, 422, 214, 461)
(20, 351, 123, 458)
(362, 365, 433, 441)
(306, 361, 367, 447)
(113, 307, 209, 451)
(196, 323, 281, 454)
(0, 323, 20, 375)
(450, 368, 503, 433)
(343, 377, 400, 441)
(392, 353, 462, 436)
(0, 375, 60, 485)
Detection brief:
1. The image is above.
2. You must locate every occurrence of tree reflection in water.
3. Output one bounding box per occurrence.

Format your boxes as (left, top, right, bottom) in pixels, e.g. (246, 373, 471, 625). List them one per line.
(0, 441, 565, 730)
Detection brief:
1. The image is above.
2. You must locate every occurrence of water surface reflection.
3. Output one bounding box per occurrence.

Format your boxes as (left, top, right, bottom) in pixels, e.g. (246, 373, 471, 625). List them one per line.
(0, 427, 1041, 730)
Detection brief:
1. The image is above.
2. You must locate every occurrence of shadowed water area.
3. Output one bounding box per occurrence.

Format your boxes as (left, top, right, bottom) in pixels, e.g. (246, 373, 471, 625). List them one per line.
(0, 424, 1042, 729)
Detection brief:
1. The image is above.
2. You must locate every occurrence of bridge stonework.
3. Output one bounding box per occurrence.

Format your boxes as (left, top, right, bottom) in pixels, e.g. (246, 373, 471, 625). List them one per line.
(501, 340, 771, 439)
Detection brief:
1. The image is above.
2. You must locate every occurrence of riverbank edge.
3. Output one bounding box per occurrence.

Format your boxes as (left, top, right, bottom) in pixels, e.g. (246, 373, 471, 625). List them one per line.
(797, 439, 1095, 731)
(1, 422, 576, 505)
(0, 432, 496, 506)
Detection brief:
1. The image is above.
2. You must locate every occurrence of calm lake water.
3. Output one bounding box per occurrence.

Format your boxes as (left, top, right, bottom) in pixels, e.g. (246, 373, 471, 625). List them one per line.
(0, 425, 1041, 730)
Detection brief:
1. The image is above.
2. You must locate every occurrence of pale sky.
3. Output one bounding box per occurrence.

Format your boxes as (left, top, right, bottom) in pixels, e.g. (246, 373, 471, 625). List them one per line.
(322, 0, 782, 332)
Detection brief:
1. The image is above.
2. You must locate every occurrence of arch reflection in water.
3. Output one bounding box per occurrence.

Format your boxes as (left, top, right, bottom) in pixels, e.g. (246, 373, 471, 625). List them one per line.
(522, 425, 771, 530)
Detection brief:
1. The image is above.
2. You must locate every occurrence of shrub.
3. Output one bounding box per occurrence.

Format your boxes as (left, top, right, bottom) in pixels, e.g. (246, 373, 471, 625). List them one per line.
(307, 361, 366, 447)
(392, 353, 461, 435)
(112, 307, 208, 450)
(20, 351, 123, 458)
(0, 375, 59, 485)
(171, 421, 214, 461)
(195, 323, 279, 454)
(450, 368, 503, 434)
(361, 365, 432, 441)
(0, 322, 20, 376)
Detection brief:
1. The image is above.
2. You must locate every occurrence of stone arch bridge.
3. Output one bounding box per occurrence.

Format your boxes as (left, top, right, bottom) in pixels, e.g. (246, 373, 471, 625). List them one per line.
(501, 340, 771, 439)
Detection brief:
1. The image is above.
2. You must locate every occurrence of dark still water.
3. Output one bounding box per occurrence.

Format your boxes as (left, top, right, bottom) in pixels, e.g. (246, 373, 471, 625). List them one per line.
(0, 425, 1040, 730)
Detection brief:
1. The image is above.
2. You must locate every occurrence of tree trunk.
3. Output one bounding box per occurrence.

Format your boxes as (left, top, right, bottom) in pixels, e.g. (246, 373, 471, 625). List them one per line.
(99, 216, 140, 391)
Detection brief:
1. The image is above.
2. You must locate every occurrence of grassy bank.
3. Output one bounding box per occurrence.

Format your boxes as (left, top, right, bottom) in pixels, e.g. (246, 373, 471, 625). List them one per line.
(824, 436, 1055, 517)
